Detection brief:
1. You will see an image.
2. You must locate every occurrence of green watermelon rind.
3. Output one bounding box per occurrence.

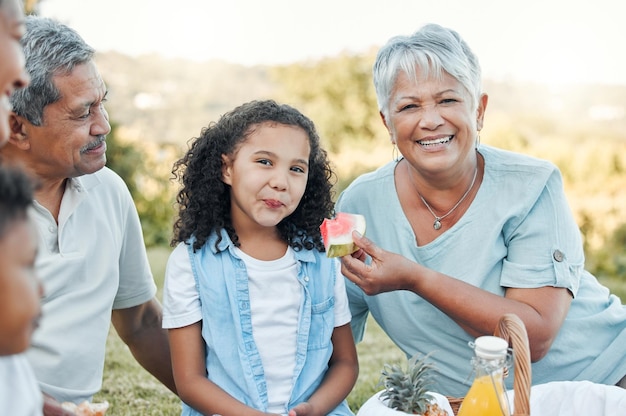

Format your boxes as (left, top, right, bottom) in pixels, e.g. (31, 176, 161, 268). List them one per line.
(326, 242, 359, 258)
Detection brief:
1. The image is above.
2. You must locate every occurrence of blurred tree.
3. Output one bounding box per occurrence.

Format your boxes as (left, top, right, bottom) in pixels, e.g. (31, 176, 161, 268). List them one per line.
(105, 123, 143, 195)
(271, 50, 386, 153)
(105, 123, 178, 247)
(588, 222, 626, 284)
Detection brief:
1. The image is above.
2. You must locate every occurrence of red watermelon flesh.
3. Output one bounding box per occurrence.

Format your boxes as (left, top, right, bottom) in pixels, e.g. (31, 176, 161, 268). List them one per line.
(320, 212, 366, 257)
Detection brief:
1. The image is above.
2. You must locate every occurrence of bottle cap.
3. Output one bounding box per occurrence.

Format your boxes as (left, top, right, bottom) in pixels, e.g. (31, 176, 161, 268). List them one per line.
(474, 336, 508, 359)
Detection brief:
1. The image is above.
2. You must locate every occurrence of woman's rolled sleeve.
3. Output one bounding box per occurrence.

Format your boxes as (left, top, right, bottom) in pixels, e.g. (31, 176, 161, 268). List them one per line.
(500, 170, 584, 296)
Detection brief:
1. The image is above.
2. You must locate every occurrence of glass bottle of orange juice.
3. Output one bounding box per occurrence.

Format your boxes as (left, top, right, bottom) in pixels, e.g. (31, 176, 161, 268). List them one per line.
(457, 335, 511, 416)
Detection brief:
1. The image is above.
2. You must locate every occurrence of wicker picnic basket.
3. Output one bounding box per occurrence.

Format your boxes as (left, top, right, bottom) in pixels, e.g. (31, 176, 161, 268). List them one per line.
(447, 313, 532, 415)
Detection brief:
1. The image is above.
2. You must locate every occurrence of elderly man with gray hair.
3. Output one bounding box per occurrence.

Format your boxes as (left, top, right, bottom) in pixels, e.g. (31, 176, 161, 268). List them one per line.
(0, 16, 176, 414)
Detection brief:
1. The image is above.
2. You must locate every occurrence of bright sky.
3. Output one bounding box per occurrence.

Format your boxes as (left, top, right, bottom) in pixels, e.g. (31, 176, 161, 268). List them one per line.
(39, 0, 626, 85)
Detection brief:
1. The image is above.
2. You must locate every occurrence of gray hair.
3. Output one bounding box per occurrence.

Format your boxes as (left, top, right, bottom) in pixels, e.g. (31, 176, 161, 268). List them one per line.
(10, 16, 95, 126)
(373, 23, 482, 119)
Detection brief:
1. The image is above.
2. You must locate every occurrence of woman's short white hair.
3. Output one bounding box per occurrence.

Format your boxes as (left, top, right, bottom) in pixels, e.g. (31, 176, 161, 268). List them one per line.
(373, 23, 482, 119)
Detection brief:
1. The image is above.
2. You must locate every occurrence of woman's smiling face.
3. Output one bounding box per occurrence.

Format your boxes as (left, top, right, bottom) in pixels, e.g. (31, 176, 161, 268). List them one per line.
(384, 69, 486, 175)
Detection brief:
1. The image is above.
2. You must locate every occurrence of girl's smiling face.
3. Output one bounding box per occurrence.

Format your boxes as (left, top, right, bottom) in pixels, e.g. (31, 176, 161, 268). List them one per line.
(222, 122, 310, 233)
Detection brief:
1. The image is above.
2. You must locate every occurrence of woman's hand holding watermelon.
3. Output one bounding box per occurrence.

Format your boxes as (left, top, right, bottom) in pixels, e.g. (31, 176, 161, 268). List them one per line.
(340, 231, 418, 296)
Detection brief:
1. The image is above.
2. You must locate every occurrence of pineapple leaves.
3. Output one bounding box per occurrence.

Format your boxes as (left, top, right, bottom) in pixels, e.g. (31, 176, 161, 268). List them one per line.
(377, 352, 439, 414)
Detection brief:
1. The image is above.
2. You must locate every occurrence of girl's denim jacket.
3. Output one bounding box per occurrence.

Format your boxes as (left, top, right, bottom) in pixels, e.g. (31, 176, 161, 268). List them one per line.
(181, 230, 353, 415)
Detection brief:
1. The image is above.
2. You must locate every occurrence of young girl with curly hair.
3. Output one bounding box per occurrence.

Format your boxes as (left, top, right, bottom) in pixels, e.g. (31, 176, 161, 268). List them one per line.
(163, 100, 358, 416)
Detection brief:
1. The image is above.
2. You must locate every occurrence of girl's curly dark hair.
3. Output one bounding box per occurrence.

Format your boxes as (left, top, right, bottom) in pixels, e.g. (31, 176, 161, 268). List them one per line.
(171, 100, 336, 253)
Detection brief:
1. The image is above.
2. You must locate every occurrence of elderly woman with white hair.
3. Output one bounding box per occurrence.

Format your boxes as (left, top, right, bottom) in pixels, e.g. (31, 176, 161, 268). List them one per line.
(337, 23, 626, 397)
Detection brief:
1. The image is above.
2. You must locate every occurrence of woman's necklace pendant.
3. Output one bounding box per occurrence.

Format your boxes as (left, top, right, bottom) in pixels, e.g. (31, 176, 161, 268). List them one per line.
(408, 162, 479, 232)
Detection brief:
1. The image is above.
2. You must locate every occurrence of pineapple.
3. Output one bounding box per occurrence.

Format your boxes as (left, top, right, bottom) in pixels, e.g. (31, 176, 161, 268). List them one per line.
(377, 353, 448, 416)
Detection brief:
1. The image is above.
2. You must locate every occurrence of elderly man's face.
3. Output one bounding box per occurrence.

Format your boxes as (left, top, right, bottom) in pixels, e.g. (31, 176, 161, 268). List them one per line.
(22, 60, 110, 179)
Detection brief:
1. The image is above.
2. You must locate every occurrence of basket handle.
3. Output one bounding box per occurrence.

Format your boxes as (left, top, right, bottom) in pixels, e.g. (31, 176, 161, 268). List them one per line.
(494, 313, 532, 416)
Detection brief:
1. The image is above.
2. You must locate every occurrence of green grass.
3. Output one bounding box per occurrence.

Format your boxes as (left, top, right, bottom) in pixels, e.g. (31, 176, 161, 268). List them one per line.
(96, 247, 625, 414)
(94, 246, 180, 415)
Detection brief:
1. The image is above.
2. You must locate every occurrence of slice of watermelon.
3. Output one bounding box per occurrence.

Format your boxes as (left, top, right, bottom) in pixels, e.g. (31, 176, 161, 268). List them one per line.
(320, 212, 366, 258)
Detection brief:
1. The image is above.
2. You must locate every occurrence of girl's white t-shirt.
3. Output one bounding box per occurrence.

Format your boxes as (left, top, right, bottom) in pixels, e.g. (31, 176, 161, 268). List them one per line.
(163, 244, 351, 413)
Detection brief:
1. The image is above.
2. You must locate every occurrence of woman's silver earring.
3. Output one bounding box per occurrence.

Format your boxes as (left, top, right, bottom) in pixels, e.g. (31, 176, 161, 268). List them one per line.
(392, 144, 401, 162)
(475, 133, 481, 150)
